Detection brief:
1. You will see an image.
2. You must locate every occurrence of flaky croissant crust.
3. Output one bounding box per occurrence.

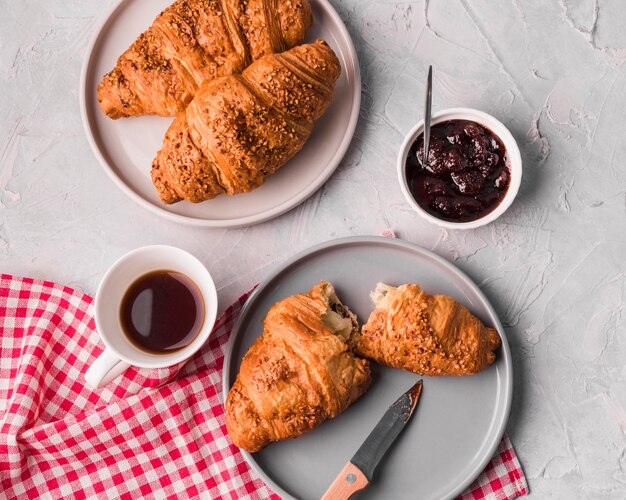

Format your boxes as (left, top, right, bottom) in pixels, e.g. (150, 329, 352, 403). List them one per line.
(225, 282, 371, 453)
(97, 0, 312, 118)
(151, 40, 341, 204)
(353, 283, 502, 376)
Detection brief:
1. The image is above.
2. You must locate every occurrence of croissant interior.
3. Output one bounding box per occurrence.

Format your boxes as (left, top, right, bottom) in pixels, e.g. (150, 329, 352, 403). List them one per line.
(323, 287, 359, 343)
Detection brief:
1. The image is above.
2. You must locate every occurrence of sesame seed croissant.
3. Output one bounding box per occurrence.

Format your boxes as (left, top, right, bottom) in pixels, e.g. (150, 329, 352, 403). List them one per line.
(352, 283, 502, 376)
(225, 282, 371, 453)
(151, 40, 340, 204)
(97, 0, 312, 119)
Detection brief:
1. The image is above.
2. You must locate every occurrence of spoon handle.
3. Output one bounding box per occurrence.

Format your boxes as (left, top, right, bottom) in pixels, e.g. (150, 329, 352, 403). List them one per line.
(422, 65, 433, 167)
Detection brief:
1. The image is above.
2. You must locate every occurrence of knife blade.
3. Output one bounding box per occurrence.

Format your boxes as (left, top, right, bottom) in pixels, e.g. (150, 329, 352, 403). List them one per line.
(321, 380, 423, 500)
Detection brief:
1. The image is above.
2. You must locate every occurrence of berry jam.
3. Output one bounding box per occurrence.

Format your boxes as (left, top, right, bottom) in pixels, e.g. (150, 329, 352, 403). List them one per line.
(406, 120, 510, 223)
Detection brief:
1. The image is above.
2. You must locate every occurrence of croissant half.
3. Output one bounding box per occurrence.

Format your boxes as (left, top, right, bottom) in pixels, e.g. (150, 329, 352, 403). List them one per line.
(353, 283, 501, 376)
(151, 40, 340, 204)
(225, 282, 371, 453)
(98, 0, 312, 118)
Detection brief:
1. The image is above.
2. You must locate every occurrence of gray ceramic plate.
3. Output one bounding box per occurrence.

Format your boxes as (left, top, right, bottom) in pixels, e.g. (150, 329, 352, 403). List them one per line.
(223, 236, 512, 500)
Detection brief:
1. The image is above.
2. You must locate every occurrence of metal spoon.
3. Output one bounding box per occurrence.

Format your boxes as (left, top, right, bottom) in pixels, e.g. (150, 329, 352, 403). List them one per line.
(422, 66, 433, 167)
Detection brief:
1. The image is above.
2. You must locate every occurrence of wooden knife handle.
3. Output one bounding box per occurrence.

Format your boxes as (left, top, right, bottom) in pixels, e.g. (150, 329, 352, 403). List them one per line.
(321, 461, 369, 500)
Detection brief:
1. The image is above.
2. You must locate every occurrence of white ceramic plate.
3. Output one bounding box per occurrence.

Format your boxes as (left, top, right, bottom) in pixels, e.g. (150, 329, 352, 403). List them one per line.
(80, 0, 360, 227)
(223, 237, 512, 500)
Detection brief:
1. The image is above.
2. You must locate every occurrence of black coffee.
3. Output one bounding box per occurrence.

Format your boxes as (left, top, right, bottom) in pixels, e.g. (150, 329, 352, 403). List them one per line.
(120, 270, 204, 354)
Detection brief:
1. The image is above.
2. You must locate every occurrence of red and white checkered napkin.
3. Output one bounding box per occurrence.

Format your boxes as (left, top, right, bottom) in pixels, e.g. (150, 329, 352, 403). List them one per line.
(0, 274, 528, 499)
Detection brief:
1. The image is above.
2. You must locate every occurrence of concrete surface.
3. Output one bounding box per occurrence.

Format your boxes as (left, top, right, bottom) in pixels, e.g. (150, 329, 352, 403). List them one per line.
(1, 0, 625, 497)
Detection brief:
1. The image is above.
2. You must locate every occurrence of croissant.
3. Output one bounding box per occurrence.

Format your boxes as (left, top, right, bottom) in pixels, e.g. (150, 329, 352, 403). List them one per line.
(353, 283, 501, 376)
(225, 281, 371, 453)
(151, 40, 340, 204)
(97, 0, 312, 119)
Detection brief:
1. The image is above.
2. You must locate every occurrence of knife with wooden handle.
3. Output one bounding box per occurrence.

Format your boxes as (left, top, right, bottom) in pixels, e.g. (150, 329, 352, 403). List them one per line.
(321, 380, 423, 500)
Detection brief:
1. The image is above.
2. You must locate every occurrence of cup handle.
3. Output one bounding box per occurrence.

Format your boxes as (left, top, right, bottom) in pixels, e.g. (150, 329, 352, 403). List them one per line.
(85, 348, 131, 389)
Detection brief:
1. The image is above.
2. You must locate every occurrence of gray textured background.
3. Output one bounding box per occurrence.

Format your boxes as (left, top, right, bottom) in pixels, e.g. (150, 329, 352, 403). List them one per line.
(1, 0, 625, 498)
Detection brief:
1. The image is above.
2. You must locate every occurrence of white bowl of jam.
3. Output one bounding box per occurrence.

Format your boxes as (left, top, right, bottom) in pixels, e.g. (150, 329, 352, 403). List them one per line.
(398, 108, 522, 229)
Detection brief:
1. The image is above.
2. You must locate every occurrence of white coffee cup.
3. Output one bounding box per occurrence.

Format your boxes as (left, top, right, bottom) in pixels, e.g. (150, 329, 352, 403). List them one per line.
(85, 245, 218, 389)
